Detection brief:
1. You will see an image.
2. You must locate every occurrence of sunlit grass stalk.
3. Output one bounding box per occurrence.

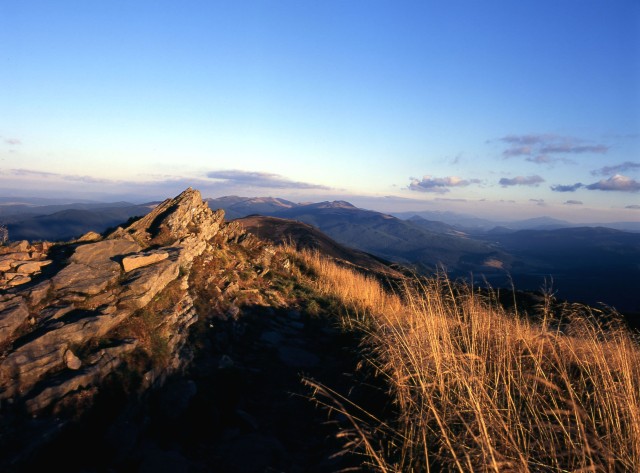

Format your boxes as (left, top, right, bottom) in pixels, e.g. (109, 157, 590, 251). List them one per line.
(288, 247, 640, 472)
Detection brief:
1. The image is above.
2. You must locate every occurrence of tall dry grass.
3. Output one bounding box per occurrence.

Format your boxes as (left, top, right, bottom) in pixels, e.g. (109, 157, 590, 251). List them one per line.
(291, 248, 640, 472)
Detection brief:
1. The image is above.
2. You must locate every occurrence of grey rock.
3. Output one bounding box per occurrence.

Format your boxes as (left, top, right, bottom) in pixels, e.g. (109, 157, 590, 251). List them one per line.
(0, 296, 29, 343)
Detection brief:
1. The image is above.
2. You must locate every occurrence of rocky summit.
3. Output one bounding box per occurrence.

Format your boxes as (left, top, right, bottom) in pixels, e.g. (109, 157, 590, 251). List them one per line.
(0, 187, 374, 472)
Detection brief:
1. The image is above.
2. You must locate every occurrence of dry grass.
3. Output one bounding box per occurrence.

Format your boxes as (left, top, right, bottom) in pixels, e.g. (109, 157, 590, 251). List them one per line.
(291, 248, 640, 472)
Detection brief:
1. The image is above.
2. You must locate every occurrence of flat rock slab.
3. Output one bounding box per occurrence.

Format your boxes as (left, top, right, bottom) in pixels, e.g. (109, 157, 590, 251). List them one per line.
(15, 260, 52, 274)
(52, 239, 142, 295)
(122, 251, 169, 272)
(119, 259, 180, 309)
(52, 263, 116, 295)
(71, 239, 141, 270)
(0, 296, 29, 343)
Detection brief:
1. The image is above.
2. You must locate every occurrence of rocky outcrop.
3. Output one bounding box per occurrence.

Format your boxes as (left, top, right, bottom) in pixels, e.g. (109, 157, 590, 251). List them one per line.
(0, 241, 52, 290)
(0, 188, 237, 417)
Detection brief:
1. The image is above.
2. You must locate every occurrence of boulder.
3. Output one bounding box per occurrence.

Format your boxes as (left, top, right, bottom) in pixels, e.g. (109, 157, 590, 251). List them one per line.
(64, 349, 82, 370)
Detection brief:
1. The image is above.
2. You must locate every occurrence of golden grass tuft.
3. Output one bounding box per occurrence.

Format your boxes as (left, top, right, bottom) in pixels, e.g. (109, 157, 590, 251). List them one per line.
(291, 248, 640, 472)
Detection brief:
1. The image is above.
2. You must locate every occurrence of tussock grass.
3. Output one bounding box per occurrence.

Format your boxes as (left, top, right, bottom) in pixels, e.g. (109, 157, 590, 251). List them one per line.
(291, 248, 640, 472)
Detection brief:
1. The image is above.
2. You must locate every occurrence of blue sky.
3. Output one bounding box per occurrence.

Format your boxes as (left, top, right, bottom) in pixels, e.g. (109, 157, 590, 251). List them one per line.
(1, 1, 638, 221)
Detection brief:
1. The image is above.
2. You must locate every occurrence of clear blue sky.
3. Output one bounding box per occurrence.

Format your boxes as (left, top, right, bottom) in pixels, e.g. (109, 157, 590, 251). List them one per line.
(1, 1, 638, 221)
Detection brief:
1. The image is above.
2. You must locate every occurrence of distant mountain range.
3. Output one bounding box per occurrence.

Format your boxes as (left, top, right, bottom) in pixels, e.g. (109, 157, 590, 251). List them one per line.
(392, 210, 640, 233)
(207, 196, 640, 315)
(1, 200, 157, 241)
(2, 194, 639, 315)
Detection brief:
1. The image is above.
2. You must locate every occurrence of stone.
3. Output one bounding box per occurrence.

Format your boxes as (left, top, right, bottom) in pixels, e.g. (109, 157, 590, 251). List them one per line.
(0, 296, 29, 343)
(0, 259, 13, 272)
(64, 349, 82, 370)
(0, 309, 133, 398)
(40, 304, 75, 321)
(6, 274, 31, 287)
(11, 240, 30, 252)
(15, 260, 52, 274)
(24, 340, 138, 413)
(112, 188, 224, 247)
(51, 239, 140, 296)
(0, 252, 30, 266)
(71, 239, 141, 269)
(0, 188, 231, 418)
(76, 231, 102, 242)
(27, 280, 52, 306)
(119, 259, 180, 309)
(51, 262, 115, 295)
(121, 251, 168, 272)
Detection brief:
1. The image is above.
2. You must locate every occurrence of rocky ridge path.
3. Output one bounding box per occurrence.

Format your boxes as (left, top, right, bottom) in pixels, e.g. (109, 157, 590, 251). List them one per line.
(0, 188, 384, 472)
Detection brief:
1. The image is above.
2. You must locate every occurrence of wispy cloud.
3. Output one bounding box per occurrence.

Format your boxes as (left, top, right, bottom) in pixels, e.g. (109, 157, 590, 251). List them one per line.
(499, 175, 544, 187)
(551, 174, 640, 193)
(540, 144, 608, 154)
(8, 168, 111, 184)
(550, 183, 583, 192)
(529, 198, 545, 206)
(498, 133, 608, 164)
(591, 161, 640, 176)
(206, 170, 330, 190)
(4, 138, 21, 145)
(525, 155, 575, 165)
(500, 134, 555, 145)
(626, 204, 640, 209)
(0, 168, 333, 201)
(434, 197, 468, 202)
(503, 146, 532, 157)
(585, 174, 640, 192)
(409, 175, 481, 193)
(564, 200, 583, 205)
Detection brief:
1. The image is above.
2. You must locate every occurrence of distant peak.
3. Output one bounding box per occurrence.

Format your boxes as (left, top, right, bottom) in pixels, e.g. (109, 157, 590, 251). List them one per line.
(314, 201, 357, 209)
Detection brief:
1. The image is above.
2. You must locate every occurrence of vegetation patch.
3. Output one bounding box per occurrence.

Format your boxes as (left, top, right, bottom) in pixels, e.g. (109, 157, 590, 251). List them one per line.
(291, 247, 640, 472)
(117, 278, 185, 368)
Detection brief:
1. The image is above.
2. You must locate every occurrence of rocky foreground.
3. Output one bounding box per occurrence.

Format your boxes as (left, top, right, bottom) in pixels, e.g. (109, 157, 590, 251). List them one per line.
(0, 188, 381, 472)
